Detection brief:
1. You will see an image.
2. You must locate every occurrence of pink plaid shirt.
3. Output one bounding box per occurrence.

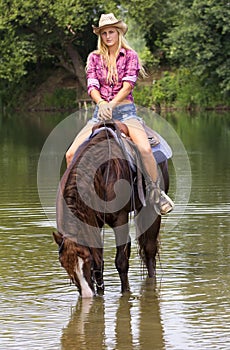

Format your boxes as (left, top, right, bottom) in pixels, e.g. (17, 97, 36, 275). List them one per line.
(86, 48, 140, 102)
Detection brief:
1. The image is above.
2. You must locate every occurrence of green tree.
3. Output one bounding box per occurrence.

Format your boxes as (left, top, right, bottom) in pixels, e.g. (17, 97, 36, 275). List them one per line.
(1, 0, 229, 109)
(164, 0, 230, 94)
(121, 0, 230, 102)
(0, 0, 120, 90)
(121, 0, 178, 64)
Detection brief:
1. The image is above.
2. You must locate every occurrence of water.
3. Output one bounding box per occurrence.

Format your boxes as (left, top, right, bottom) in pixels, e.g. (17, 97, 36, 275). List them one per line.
(0, 110, 229, 349)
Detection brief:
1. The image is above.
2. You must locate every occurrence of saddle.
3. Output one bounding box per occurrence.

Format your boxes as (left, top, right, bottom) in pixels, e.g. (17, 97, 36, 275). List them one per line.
(92, 120, 129, 137)
(90, 120, 172, 206)
(92, 120, 172, 163)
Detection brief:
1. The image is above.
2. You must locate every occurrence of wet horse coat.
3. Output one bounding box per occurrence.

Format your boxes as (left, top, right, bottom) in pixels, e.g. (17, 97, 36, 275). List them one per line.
(53, 121, 169, 297)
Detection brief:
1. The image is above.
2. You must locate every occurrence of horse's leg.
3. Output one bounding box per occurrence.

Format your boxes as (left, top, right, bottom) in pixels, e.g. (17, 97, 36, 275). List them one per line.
(137, 206, 161, 278)
(158, 160, 169, 193)
(113, 217, 131, 294)
(91, 247, 104, 295)
(136, 160, 168, 277)
(115, 241, 131, 293)
(88, 225, 105, 295)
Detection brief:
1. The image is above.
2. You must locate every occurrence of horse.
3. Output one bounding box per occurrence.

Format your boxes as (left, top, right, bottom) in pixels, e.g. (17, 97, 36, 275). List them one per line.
(53, 120, 170, 297)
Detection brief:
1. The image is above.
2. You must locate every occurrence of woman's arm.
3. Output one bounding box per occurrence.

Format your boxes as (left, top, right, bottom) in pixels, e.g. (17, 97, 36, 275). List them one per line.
(90, 81, 132, 106)
(110, 81, 132, 107)
(90, 89, 105, 105)
(90, 82, 133, 120)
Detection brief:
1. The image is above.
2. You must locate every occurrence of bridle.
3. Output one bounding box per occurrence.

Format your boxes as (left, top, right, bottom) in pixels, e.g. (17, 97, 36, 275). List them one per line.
(91, 267, 104, 289)
(58, 236, 65, 254)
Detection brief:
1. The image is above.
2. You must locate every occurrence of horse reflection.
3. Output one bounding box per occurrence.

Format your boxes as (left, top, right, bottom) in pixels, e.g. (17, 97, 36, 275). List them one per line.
(60, 279, 165, 350)
(61, 298, 105, 350)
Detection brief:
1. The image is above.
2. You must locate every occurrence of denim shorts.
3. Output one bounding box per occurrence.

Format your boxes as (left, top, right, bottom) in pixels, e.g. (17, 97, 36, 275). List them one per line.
(89, 103, 142, 124)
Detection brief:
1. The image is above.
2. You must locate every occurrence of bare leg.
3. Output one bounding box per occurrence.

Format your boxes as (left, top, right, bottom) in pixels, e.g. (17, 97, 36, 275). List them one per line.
(66, 122, 94, 167)
(124, 118, 158, 181)
(124, 118, 174, 214)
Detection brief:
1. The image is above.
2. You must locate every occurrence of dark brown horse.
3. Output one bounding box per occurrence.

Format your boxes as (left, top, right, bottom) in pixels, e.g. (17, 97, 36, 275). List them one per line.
(53, 121, 169, 297)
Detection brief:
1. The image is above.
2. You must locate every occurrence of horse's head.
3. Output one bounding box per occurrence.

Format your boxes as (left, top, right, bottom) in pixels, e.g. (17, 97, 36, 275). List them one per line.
(53, 232, 95, 298)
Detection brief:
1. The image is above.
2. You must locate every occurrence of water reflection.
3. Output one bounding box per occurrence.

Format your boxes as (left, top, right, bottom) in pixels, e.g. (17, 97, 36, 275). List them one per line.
(61, 298, 105, 350)
(0, 110, 229, 350)
(61, 280, 165, 350)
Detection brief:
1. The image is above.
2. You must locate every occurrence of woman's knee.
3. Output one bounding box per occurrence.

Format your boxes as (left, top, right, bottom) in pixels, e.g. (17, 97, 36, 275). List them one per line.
(136, 142, 152, 157)
(66, 148, 75, 165)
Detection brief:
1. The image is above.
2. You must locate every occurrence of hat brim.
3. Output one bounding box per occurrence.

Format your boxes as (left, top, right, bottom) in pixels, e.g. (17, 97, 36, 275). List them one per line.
(92, 21, 128, 35)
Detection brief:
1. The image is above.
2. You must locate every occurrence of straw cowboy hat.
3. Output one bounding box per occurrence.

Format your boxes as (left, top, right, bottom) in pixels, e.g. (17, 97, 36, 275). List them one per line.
(92, 13, 128, 35)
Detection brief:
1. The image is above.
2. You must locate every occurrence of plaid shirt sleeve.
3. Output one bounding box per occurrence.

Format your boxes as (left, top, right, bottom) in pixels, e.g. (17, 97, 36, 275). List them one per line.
(122, 50, 141, 88)
(86, 53, 100, 95)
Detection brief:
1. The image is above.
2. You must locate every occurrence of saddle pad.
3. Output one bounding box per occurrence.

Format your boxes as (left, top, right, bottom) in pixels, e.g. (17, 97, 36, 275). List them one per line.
(90, 125, 172, 164)
(151, 131, 173, 163)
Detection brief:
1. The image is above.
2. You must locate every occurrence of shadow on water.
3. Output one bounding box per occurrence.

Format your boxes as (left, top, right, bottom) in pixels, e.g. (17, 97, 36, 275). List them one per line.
(61, 279, 165, 350)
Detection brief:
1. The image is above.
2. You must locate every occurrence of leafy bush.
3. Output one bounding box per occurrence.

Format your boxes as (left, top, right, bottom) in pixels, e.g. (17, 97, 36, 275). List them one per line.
(133, 86, 153, 107)
(135, 68, 230, 109)
(152, 71, 177, 107)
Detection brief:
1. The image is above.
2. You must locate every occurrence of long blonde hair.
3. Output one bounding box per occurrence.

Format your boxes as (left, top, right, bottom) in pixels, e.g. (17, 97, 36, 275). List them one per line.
(86, 28, 146, 83)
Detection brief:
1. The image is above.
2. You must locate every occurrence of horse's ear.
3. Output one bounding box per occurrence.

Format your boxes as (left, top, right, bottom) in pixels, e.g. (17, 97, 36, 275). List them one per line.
(53, 231, 63, 246)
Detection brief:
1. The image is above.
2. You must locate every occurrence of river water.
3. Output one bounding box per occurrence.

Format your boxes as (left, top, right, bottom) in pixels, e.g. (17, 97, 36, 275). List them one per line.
(0, 109, 229, 350)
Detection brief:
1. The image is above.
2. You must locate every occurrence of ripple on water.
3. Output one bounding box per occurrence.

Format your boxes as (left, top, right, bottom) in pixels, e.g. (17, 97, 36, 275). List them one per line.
(0, 198, 229, 349)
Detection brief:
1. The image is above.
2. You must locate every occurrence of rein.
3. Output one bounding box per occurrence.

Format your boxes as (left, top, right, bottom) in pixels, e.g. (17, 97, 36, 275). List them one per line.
(102, 119, 136, 236)
(112, 121, 136, 214)
(89, 120, 136, 286)
(101, 121, 111, 260)
(58, 236, 65, 254)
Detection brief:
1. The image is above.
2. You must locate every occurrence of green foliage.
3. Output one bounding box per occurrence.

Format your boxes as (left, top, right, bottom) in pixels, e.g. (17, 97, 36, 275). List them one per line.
(152, 72, 177, 107)
(173, 69, 227, 109)
(165, 0, 230, 94)
(0, 30, 36, 82)
(0, 0, 107, 82)
(0, 0, 229, 110)
(43, 88, 77, 109)
(133, 86, 153, 107)
(122, 0, 230, 107)
(134, 68, 230, 109)
(121, 0, 176, 64)
(126, 19, 159, 69)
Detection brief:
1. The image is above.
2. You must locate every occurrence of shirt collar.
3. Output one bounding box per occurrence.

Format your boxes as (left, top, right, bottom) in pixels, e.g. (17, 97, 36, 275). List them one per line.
(118, 47, 126, 56)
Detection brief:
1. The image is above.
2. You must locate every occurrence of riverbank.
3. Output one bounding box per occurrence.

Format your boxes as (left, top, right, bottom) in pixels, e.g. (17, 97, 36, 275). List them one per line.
(3, 67, 230, 114)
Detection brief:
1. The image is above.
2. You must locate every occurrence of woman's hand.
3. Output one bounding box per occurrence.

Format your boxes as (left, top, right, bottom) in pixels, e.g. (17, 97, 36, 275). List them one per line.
(98, 102, 114, 120)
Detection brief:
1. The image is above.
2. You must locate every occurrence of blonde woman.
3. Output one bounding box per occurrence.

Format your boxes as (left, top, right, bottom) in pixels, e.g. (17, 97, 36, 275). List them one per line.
(66, 13, 174, 215)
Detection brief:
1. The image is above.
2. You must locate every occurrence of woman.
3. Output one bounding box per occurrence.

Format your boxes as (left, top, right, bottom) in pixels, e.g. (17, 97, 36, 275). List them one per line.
(66, 13, 174, 215)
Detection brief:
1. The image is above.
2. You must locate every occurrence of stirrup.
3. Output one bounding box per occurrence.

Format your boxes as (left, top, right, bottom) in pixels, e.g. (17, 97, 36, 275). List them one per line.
(159, 190, 174, 215)
(146, 180, 174, 215)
